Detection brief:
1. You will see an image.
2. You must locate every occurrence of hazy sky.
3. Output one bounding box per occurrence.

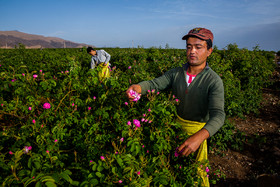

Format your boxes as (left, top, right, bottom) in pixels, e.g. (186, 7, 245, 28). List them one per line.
(0, 0, 279, 51)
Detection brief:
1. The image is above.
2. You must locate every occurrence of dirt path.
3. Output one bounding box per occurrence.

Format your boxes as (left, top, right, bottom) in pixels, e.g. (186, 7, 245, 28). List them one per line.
(209, 66, 280, 187)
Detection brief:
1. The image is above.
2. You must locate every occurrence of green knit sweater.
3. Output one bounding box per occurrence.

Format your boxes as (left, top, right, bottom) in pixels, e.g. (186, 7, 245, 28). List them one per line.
(138, 63, 225, 137)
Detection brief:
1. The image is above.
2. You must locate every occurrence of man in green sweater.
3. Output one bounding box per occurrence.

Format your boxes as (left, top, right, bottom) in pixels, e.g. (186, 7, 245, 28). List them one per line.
(126, 27, 225, 186)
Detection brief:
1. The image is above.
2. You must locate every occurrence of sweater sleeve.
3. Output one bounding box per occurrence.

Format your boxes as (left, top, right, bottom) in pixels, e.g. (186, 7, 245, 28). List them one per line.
(91, 57, 96, 69)
(203, 77, 225, 137)
(138, 68, 178, 95)
(102, 50, 111, 63)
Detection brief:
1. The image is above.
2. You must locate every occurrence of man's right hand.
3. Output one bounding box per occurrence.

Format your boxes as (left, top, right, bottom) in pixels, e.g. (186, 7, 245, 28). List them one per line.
(126, 84, 142, 102)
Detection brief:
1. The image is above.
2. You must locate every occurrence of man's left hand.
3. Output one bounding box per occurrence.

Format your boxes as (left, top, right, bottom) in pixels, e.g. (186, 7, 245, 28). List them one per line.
(177, 129, 210, 157)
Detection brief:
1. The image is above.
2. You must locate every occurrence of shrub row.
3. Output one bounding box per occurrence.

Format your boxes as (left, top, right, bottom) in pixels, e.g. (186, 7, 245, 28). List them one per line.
(0, 46, 275, 186)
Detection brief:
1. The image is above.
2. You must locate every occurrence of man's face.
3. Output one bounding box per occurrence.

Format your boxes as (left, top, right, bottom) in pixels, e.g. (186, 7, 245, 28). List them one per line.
(186, 37, 212, 67)
(88, 50, 96, 56)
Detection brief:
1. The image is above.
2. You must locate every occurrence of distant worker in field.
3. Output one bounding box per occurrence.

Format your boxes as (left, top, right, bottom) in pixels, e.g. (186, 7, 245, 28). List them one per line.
(126, 28, 225, 187)
(87, 46, 111, 80)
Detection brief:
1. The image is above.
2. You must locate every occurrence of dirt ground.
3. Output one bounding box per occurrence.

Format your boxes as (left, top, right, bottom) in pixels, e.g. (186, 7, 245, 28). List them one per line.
(209, 65, 280, 187)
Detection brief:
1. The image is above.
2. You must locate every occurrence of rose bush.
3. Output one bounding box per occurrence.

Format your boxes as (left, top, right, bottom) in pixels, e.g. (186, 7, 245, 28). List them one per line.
(0, 46, 275, 186)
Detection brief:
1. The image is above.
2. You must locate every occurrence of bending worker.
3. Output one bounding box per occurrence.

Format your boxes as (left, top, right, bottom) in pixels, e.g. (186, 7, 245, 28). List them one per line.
(87, 47, 111, 69)
(87, 47, 111, 80)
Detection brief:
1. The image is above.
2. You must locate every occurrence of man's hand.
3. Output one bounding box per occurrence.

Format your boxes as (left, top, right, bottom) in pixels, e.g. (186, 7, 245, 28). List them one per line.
(177, 129, 210, 157)
(126, 84, 141, 102)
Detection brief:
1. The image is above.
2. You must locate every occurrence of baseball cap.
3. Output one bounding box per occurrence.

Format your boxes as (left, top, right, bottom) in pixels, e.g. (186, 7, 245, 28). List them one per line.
(182, 28, 213, 43)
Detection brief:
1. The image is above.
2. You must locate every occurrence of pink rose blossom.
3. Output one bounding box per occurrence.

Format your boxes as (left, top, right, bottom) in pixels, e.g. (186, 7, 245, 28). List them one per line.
(129, 90, 141, 102)
(54, 139, 58, 143)
(88, 107, 91, 110)
(43, 103, 51, 109)
(128, 66, 131, 69)
(72, 103, 74, 106)
(90, 160, 93, 163)
(33, 74, 38, 78)
(127, 121, 131, 126)
(137, 171, 141, 176)
(93, 96, 96, 100)
(40, 70, 42, 73)
(46, 150, 49, 154)
(9, 151, 13, 155)
(133, 119, 141, 128)
(24, 146, 32, 154)
(100, 156, 105, 160)
(120, 137, 124, 142)
(124, 102, 128, 105)
(119, 180, 123, 183)
(148, 109, 151, 112)
(32, 119, 36, 124)
(22, 73, 25, 76)
(28, 107, 32, 111)
(205, 167, 210, 173)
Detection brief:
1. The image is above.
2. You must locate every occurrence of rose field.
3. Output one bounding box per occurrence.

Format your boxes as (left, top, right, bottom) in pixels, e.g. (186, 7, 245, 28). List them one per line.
(0, 45, 277, 186)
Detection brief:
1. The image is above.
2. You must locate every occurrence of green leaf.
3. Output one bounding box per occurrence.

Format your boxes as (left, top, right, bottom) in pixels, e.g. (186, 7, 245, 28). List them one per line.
(22, 177, 30, 183)
(96, 172, 102, 178)
(60, 172, 72, 183)
(31, 168, 36, 178)
(35, 181, 43, 187)
(24, 178, 36, 187)
(97, 165, 103, 172)
(35, 173, 45, 180)
(124, 167, 132, 173)
(92, 163, 97, 171)
(116, 157, 123, 167)
(71, 181, 80, 186)
(34, 162, 41, 170)
(40, 176, 56, 183)
(136, 145, 141, 155)
(89, 179, 99, 185)
(45, 181, 57, 187)
(112, 167, 116, 174)
(28, 157, 32, 169)
(63, 170, 72, 175)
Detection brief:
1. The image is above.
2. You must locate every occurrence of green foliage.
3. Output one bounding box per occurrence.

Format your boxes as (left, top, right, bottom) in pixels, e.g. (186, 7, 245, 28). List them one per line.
(209, 44, 275, 116)
(0, 46, 275, 186)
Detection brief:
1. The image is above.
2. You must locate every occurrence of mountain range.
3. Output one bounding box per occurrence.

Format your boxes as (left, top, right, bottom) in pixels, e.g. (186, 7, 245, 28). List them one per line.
(0, 31, 92, 48)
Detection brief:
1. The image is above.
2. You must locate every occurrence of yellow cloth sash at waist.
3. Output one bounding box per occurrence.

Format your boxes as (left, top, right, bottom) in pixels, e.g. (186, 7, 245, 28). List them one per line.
(176, 115, 210, 187)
